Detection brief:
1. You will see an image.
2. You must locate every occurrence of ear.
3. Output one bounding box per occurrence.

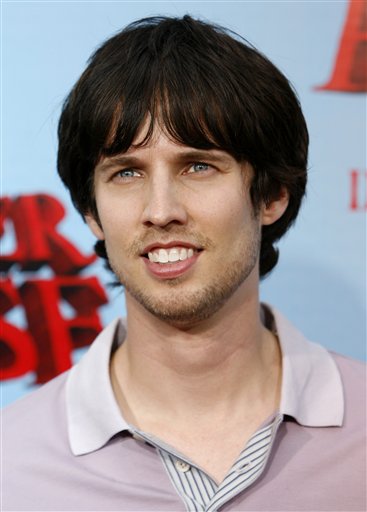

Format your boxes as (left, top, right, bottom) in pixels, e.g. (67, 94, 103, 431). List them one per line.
(261, 187, 289, 226)
(85, 213, 105, 240)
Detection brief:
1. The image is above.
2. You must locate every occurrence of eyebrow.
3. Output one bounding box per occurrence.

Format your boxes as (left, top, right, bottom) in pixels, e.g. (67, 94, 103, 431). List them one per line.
(96, 148, 234, 173)
(96, 156, 141, 173)
(174, 150, 233, 163)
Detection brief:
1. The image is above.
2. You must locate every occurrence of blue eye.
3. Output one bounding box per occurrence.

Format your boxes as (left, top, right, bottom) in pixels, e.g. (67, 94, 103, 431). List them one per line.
(191, 162, 209, 172)
(118, 169, 137, 177)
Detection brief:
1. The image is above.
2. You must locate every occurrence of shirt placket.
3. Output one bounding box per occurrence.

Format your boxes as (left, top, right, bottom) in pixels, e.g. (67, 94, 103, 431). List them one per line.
(129, 415, 283, 512)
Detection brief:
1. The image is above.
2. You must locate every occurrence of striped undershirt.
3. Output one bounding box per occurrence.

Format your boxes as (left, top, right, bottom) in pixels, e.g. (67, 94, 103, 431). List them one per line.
(131, 414, 283, 511)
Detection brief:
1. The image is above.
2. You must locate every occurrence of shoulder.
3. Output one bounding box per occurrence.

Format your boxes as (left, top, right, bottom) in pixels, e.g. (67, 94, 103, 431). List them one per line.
(330, 352, 366, 428)
(331, 350, 365, 376)
(3, 372, 74, 505)
(3, 372, 70, 458)
(2, 372, 88, 510)
(3, 371, 68, 421)
(331, 350, 365, 396)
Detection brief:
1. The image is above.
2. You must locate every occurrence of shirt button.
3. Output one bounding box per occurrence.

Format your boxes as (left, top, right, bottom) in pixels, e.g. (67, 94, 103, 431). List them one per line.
(175, 459, 191, 472)
(235, 462, 252, 474)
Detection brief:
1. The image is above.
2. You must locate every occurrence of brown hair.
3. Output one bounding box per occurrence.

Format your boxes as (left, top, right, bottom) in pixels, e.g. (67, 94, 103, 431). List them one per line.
(57, 15, 308, 277)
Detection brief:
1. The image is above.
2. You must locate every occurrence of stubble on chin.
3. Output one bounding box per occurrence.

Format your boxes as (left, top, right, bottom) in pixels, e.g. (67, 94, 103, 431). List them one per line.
(108, 227, 261, 328)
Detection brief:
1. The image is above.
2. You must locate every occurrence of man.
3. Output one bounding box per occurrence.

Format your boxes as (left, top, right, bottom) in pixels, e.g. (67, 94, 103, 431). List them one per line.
(3, 15, 365, 511)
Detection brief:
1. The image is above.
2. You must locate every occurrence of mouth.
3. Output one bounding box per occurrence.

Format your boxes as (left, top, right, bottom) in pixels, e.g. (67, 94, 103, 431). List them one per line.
(140, 242, 203, 278)
(145, 246, 202, 264)
(141, 242, 203, 265)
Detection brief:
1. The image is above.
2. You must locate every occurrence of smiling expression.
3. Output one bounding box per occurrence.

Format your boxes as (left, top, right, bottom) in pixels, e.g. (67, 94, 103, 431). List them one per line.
(86, 126, 281, 326)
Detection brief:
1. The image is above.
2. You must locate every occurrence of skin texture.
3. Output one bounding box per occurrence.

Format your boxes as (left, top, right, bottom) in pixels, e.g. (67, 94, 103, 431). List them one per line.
(86, 123, 289, 482)
(88, 126, 266, 327)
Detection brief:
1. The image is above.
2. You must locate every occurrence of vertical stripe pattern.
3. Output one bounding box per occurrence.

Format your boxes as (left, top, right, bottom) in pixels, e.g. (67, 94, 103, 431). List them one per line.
(157, 414, 283, 511)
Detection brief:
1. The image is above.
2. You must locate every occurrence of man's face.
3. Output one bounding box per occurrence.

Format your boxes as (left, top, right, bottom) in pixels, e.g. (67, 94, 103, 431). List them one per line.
(87, 125, 265, 327)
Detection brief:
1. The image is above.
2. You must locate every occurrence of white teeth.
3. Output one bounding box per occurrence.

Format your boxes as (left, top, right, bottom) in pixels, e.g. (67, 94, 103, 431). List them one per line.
(147, 246, 196, 264)
(179, 248, 188, 261)
(168, 248, 180, 262)
(158, 248, 169, 263)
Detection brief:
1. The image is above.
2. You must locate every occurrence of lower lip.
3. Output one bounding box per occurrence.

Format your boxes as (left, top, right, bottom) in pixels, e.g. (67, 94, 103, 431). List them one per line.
(142, 252, 201, 279)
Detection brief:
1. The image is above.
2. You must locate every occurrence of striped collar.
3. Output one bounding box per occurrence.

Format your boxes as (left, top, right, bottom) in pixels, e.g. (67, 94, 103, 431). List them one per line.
(66, 306, 344, 455)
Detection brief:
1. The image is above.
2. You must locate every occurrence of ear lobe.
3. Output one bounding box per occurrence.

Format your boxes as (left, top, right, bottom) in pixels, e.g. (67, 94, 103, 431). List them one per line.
(261, 188, 289, 226)
(85, 214, 105, 240)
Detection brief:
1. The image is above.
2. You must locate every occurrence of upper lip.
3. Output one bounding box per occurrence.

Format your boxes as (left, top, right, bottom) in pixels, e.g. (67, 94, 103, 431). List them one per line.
(142, 241, 202, 255)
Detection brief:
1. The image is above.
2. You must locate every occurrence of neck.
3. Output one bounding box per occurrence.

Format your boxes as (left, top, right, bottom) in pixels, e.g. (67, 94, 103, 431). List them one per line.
(110, 286, 282, 429)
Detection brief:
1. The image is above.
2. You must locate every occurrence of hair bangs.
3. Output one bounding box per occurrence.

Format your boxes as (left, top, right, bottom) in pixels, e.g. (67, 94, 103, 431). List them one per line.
(101, 30, 247, 161)
(58, 15, 308, 277)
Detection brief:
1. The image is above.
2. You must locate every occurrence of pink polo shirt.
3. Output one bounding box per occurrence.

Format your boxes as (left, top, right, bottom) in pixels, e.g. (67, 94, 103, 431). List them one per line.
(2, 308, 366, 511)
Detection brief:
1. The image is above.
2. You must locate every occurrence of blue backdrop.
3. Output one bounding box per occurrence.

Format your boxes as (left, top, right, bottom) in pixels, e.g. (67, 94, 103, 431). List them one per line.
(1, 0, 366, 406)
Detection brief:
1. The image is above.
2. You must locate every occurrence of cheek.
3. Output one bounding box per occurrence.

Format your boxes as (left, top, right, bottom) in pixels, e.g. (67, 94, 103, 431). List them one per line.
(202, 190, 252, 233)
(96, 193, 138, 236)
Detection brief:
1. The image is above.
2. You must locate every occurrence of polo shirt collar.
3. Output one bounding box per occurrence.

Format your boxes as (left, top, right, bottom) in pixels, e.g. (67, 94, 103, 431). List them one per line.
(66, 307, 344, 456)
(273, 307, 344, 427)
(66, 318, 130, 455)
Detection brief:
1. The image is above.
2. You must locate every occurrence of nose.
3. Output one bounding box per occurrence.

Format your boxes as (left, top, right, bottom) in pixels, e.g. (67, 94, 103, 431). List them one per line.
(141, 174, 188, 227)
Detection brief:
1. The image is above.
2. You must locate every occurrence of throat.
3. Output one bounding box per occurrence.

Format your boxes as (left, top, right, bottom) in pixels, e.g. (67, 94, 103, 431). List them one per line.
(111, 349, 279, 485)
(110, 321, 282, 424)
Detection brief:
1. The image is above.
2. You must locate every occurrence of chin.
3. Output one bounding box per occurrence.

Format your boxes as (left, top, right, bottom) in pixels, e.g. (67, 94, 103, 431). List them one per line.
(124, 274, 251, 328)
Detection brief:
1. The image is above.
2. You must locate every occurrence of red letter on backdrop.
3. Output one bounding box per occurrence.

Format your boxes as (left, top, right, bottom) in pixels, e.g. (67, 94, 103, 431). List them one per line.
(349, 170, 367, 210)
(0, 279, 37, 379)
(317, 0, 367, 92)
(0, 194, 95, 273)
(19, 277, 108, 384)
